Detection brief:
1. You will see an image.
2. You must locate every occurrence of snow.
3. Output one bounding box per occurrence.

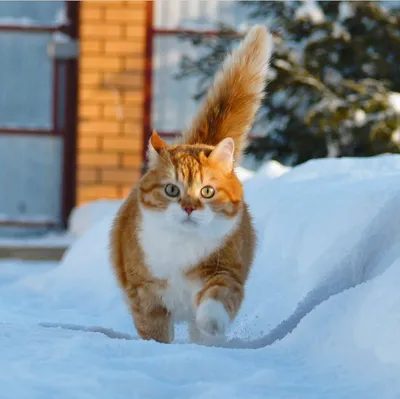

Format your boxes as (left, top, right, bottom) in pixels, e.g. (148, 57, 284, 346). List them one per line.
(52, 31, 70, 43)
(0, 214, 56, 223)
(54, 7, 68, 25)
(0, 231, 74, 248)
(234, 166, 254, 181)
(68, 199, 122, 237)
(354, 109, 367, 127)
(295, 0, 325, 25)
(252, 159, 291, 181)
(338, 2, 355, 21)
(1, 155, 400, 398)
(388, 92, 400, 113)
(392, 128, 400, 144)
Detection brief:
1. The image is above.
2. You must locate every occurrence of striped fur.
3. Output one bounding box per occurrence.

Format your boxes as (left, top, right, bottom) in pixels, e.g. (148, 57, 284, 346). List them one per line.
(110, 25, 272, 344)
(179, 25, 272, 162)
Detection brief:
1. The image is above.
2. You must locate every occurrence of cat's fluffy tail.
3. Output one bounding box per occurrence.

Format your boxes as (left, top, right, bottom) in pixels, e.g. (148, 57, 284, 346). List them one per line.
(180, 25, 273, 161)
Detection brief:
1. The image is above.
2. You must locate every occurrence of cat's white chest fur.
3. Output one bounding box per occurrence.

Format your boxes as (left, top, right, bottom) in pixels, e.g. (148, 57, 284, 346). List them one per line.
(160, 273, 200, 321)
(138, 207, 239, 319)
(140, 226, 205, 319)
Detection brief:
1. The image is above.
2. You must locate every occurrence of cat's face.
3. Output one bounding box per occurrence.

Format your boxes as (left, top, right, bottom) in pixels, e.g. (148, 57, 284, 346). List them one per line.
(138, 134, 243, 233)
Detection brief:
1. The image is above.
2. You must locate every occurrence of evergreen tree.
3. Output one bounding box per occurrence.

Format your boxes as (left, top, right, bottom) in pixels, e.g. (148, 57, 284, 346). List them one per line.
(176, 1, 400, 166)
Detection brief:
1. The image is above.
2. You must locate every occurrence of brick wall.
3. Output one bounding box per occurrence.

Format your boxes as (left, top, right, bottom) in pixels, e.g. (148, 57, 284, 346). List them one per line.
(77, 0, 147, 204)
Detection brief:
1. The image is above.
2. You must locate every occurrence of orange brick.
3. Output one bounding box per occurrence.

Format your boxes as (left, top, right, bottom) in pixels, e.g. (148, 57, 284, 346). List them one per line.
(79, 104, 103, 119)
(101, 168, 141, 183)
(78, 136, 101, 151)
(99, 0, 127, 11)
(104, 40, 142, 55)
(101, 70, 143, 92)
(103, 104, 142, 121)
(123, 121, 144, 135)
(78, 168, 99, 183)
(123, 56, 145, 70)
(81, 6, 104, 21)
(123, 92, 144, 106)
(103, 104, 122, 120)
(121, 153, 142, 168)
(124, 108, 143, 122)
(131, 74, 143, 90)
(78, 152, 119, 167)
(102, 137, 142, 152)
(81, 1, 119, 11)
(98, 0, 126, 6)
(80, 89, 118, 105)
(80, 39, 103, 54)
(104, 7, 125, 20)
(103, 73, 143, 94)
(81, 23, 123, 39)
(105, 7, 145, 23)
(80, 121, 121, 135)
(126, 24, 146, 40)
(80, 71, 103, 87)
(78, 184, 120, 200)
(123, 46, 145, 60)
(81, 56, 122, 72)
(109, 0, 127, 5)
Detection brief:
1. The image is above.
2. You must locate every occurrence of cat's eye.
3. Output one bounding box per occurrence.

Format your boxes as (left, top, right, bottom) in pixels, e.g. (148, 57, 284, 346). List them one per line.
(201, 185, 215, 199)
(165, 184, 180, 198)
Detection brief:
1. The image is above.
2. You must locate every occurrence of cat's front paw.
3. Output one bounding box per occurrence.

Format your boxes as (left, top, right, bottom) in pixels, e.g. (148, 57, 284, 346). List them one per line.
(196, 299, 230, 337)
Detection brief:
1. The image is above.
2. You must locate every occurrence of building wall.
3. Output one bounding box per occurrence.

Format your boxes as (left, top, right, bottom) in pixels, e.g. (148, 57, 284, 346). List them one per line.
(77, 0, 147, 204)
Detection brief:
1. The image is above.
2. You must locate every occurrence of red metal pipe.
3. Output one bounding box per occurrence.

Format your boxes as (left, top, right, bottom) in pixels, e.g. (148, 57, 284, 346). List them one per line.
(52, 60, 60, 134)
(0, 24, 68, 33)
(152, 27, 279, 38)
(141, 0, 155, 173)
(0, 220, 57, 228)
(0, 128, 56, 136)
(60, 0, 80, 228)
(151, 28, 243, 38)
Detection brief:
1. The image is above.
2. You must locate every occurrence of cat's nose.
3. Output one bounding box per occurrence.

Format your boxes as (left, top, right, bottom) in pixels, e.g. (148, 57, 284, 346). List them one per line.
(183, 206, 194, 215)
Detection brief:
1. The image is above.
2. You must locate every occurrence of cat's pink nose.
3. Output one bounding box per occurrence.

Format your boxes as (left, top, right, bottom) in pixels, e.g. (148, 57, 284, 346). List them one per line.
(183, 206, 194, 215)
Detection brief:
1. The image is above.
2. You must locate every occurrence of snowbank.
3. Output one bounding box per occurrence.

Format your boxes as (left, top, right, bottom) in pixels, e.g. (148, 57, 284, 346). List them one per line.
(68, 199, 122, 237)
(234, 166, 254, 181)
(1, 155, 400, 398)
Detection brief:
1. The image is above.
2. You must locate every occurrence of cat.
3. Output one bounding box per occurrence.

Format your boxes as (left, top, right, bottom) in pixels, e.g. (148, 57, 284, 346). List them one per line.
(110, 25, 272, 345)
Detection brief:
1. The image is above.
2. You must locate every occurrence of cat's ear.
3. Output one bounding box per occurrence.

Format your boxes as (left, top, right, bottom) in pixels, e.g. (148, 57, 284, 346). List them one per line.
(147, 130, 169, 169)
(208, 137, 235, 173)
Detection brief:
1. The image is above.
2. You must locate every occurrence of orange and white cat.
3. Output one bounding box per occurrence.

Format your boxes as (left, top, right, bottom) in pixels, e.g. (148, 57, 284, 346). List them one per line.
(110, 25, 272, 345)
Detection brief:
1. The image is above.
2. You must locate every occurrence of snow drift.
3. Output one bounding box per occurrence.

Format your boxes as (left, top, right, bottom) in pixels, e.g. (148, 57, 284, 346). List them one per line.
(68, 199, 123, 238)
(1, 156, 400, 398)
